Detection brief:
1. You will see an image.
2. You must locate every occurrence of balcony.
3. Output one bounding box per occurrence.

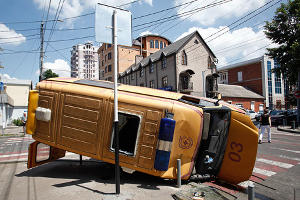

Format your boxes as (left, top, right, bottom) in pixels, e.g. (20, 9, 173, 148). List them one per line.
(179, 82, 193, 93)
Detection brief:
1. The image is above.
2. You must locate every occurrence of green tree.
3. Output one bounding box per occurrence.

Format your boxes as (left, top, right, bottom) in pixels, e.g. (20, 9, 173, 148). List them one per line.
(42, 69, 59, 79)
(264, 0, 300, 125)
(264, 0, 300, 84)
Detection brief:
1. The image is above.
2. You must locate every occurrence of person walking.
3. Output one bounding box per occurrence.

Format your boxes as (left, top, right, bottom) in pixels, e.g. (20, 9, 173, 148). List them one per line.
(259, 108, 271, 144)
(21, 112, 27, 135)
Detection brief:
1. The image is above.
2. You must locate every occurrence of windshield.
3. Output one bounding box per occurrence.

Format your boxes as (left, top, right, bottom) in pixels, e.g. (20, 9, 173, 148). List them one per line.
(270, 110, 285, 115)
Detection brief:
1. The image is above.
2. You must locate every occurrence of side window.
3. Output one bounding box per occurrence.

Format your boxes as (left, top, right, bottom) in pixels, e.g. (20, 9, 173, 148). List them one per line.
(150, 40, 154, 48)
(111, 112, 142, 156)
(155, 40, 159, 48)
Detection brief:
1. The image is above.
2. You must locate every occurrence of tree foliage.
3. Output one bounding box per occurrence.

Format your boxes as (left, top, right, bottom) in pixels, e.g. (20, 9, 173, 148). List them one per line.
(264, 0, 300, 85)
(43, 69, 59, 79)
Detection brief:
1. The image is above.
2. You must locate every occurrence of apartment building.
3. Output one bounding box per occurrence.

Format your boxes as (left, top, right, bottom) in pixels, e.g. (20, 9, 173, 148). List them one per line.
(218, 55, 286, 110)
(98, 34, 171, 81)
(70, 42, 99, 80)
(119, 31, 218, 97)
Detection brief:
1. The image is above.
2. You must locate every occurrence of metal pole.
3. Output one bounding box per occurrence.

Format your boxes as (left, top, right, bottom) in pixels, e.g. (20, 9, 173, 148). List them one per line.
(248, 183, 255, 200)
(39, 22, 44, 82)
(177, 159, 181, 188)
(297, 70, 300, 127)
(113, 10, 120, 195)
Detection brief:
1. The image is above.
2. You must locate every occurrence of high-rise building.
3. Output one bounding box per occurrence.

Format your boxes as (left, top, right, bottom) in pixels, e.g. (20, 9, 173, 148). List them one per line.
(71, 42, 99, 80)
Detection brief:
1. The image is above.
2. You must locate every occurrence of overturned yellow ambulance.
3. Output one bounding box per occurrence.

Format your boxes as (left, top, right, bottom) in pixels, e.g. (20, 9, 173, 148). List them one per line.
(26, 77, 258, 184)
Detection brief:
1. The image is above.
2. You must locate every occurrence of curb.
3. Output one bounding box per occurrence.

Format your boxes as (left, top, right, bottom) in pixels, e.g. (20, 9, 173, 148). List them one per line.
(277, 126, 300, 134)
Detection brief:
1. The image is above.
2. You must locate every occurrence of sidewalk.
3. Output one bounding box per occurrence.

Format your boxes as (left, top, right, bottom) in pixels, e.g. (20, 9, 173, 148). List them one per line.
(277, 125, 300, 134)
(0, 126, 24, 137)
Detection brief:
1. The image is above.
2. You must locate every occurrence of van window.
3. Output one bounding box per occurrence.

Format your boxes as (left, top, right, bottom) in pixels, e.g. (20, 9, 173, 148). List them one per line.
(111, 112, 142, 156)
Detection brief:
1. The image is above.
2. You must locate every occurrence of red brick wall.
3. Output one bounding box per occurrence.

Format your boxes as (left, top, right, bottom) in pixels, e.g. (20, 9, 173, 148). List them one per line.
(221, 97, 264, 112)
(228, 62, 263, 96)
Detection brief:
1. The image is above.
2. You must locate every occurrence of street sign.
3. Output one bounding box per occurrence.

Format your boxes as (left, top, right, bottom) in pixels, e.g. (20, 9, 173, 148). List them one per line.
(295, 90, 300, 99)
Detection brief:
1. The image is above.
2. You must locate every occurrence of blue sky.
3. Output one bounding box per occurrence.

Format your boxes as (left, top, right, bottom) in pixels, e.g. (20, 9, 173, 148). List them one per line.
(0, 0, 286, 84)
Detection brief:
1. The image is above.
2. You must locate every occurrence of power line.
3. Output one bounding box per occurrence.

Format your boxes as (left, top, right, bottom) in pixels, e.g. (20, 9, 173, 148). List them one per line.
(205, 0, 281, 41)
(148, 0, 199, 33)
(44, 35, 94, 43)
(118, 0, 142, 8)
(133, 0, 231, 29)
(159, 0, 221, 35)
(0, 26, 94, 33)
(132, 0, 231, 32)
(0, 33, 39, 39)
(0, 37, 39, 44)
(132, 0, 200, 20)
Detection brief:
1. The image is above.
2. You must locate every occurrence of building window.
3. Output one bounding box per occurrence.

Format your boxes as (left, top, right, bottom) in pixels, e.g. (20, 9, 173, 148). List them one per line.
(267, 61, 273, 109)
(164, 42, 166, 48)
(108, 77, 112, 81)
(105, 55, 107, 61)
(108, 65, 112, 72)
(149, 63, 154, 73)
(194, 39, 199, 44)
(126, 76, 129, 84)
(162, 76, 168, 87)
(105, 66, 107, 73)
(108, 44, 112, 48)
(108, 52, 112, 60)
(150, 40, 154, 48)
(140, 68, 144, 77)
(160, 41, 163, 49)
(161, 57, 167, 69)
(181, 50, 187, 65)
(110, 112, 141, 156)
(155, 40, 159, 48)
(237, 71, 243, 82)
(274, 60, 282, 94)
(131, 73, 135, 80)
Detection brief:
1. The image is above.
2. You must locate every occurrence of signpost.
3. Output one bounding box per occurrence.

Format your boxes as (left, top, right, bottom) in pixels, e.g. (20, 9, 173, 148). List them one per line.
(95, 3, 132, 194)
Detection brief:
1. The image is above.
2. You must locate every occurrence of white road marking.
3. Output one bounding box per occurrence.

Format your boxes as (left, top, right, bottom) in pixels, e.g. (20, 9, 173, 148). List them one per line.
(272, 148, 300, 154)
(278, 155, 300, 162)
(253, 168, 276, 176)
(256, 158, 294, 168)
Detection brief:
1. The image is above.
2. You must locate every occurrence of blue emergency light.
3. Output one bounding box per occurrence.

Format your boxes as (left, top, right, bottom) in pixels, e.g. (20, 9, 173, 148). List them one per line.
(154, 117, 176, 171)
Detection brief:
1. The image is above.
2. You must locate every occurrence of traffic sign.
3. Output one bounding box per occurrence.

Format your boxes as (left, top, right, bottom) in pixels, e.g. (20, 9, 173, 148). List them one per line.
(295, 90, 300, 98)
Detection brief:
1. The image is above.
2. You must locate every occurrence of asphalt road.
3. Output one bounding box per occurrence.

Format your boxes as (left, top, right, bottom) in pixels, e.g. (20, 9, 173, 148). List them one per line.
(0, 128, 299, 200)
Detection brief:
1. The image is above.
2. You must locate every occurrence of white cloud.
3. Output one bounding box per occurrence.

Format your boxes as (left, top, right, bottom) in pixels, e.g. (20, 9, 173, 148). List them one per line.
(0, 24, 26, 45)
(176, 26, 275, 67)
(0, 73, 17, 80)
(174, 0, 266, 26)
(36, 59, 71, 77)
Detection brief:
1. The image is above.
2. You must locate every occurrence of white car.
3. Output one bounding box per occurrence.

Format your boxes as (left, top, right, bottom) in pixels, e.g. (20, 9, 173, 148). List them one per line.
(246, 110, 257, 119)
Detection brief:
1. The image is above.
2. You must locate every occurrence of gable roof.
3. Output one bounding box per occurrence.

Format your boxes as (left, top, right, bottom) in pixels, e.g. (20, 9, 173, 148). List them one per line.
(120, 31, 216, 77)
(218, 84, 264, 99)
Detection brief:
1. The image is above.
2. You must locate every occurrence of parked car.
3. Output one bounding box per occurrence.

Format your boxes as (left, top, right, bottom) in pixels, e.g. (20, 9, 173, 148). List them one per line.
(255, 111, 264, 122)
(285, 109, 297, 125)
(246, 110, 257, 120)
(270, 110, 287, 126)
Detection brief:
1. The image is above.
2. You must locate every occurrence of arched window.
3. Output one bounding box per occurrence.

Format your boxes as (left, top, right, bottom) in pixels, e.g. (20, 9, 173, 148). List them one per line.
(182, 50, 187, 65)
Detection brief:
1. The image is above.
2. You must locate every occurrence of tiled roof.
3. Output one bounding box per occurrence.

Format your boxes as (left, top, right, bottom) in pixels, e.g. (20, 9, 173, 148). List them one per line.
(218, 84, 264, 99)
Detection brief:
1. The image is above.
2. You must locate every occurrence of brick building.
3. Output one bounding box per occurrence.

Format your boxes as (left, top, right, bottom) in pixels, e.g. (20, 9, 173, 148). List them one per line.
(98, 35, 171, 81)
(218, 55, 285, 110)
(218, 84, 265, 112)
(119, 31, 218, 97)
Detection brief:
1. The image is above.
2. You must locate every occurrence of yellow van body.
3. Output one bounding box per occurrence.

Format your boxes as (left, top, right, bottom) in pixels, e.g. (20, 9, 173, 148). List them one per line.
(26, 78, 258, 184)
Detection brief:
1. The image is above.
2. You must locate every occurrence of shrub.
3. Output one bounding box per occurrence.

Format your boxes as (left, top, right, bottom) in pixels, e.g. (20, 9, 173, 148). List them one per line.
(12, 118, 23, 126)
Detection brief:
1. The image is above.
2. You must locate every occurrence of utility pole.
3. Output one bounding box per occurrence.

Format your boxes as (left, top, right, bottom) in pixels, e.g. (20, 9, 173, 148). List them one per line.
(39, 22, 44, 82)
